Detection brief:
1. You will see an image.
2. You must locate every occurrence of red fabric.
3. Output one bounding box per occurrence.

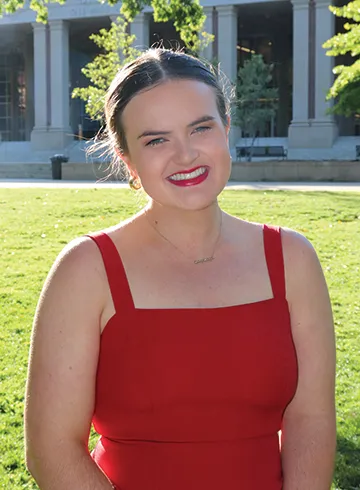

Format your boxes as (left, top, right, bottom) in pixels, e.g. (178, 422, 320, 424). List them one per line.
(87, 225, 298, 490)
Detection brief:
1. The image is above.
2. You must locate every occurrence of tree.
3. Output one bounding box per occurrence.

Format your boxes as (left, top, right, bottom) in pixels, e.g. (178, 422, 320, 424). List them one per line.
(233, 54, 279, 161)
(323, 0, 360, 117)
(3, 0, 213, 124)
(71, 8, 212, 123)
(0, 0, 212, 52)
(71, 17, 142, 122)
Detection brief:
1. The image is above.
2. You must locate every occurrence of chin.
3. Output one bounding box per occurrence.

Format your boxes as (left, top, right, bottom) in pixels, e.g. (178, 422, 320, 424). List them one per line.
(172, 186, 225, 212)
(143, 171, 229, 210)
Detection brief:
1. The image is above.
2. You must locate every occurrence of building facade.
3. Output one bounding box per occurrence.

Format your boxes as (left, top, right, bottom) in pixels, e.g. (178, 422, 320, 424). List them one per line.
(0, 0, 358, 163)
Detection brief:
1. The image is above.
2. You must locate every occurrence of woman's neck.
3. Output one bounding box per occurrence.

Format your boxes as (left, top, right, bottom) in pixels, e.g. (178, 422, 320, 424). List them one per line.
(143, 200, 223, 259)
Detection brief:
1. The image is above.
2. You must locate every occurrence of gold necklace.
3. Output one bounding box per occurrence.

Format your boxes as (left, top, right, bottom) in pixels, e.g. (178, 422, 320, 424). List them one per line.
(144, 209, 222, 265)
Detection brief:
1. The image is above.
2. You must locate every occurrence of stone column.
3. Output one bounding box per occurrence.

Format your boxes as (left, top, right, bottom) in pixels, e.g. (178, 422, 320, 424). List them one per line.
(288, 0, 311, 148)
(217, 5, 238, 84)
(200, 7, 215, 62)
(48, 20, 72, 149)
(217, 5, 239, 149)
(312, 0, 337, 147)
(130, 12, 150, 50)
(30, 23, 49, 149)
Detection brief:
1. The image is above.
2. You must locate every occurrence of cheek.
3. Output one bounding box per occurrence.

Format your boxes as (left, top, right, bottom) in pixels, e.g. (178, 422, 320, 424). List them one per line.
(132, 150, 166, 181)
(205, 133, 230, 158)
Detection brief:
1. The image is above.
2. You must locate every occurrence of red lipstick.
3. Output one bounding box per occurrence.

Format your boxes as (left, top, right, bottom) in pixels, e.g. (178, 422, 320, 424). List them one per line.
(166, 166, 209, 187)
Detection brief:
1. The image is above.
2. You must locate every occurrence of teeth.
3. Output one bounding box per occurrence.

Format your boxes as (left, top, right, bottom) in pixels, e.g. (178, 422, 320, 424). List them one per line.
(169, 167, 207, 181)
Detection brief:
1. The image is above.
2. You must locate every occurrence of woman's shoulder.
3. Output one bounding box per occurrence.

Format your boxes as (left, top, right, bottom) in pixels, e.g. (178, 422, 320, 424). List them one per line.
(228, 215, 319, 271)
(47, 221, 132, 291)
(231, 215, 315, 251)
(53, 234, 104, 272)
(275, 227, 325, 304)
(60, 214, 136, 260)
(43, 237, 105, 304)
(279, 226, 318, 264)
(226, 215, 301, 240)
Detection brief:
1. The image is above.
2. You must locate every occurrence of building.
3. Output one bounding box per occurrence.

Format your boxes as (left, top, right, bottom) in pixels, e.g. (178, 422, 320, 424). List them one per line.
(0, 0, 358, 165)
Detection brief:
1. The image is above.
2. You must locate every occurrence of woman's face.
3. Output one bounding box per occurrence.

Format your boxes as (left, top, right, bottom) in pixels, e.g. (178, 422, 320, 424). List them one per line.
(121, 79, 231, 211)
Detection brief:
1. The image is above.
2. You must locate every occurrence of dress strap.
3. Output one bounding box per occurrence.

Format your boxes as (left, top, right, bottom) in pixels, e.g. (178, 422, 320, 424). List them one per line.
(262, 224, 286, 299)
(86, 231, 135, 313)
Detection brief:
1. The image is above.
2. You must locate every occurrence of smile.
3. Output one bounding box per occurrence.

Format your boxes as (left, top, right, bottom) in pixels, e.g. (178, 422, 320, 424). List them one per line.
(166, 166, 209, 187)
(168, 166, 207, 181)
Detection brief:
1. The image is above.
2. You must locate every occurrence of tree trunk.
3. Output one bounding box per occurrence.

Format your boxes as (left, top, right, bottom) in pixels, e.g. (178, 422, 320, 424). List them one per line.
(247, 133, 257, 162)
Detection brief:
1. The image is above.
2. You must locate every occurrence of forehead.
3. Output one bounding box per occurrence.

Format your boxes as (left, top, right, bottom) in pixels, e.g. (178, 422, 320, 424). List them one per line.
(122, 79, 219, 133)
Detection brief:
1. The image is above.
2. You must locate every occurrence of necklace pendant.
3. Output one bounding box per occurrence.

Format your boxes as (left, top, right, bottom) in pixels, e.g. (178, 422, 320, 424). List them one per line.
(194, 256, 215, 265)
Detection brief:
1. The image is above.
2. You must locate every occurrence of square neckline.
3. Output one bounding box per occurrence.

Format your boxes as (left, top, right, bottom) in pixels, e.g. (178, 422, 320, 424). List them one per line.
(88, 224, 287, 313)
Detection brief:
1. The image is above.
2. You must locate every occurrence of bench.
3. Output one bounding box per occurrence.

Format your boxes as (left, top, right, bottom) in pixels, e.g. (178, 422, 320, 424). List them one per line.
(236, 145, 287, 161)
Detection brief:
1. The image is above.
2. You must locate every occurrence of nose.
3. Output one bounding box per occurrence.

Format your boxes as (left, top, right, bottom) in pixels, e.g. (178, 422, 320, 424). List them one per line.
(173, 138, 199, 168)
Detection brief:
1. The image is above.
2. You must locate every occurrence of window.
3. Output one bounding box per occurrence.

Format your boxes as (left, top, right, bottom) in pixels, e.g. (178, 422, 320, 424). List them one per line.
(0, 53, 26, 141)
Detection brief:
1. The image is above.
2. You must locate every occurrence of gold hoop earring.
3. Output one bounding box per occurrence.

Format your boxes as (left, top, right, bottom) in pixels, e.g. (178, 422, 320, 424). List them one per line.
(129, 177, 141, 191)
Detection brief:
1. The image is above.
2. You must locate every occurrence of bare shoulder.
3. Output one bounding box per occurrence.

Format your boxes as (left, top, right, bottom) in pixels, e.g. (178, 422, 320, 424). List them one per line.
(225, 215, 318, 263)
(280, 226, 317, 260)
(48, 234, 105, 280)
(224, 213, 264, 240)
(38, 234, 109, 319)
(53, 234, 103, 272)
(279, 227, 325, 303)
(229, 219, 329, 309)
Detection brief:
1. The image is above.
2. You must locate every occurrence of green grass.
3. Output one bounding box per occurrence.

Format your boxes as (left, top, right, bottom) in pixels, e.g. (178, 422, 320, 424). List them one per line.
(0, 188, 359, 489)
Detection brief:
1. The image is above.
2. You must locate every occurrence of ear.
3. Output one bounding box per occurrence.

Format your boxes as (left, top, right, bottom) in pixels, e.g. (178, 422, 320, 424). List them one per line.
(115, 148, 139, 180)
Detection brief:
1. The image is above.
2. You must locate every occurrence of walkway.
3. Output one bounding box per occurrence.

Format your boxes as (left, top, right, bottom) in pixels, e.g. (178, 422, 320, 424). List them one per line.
(1, 179, 360, 192)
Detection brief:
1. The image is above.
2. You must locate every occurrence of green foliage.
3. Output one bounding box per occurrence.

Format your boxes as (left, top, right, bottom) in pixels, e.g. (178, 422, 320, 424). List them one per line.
(0, 0, 66, 23)
(328, 78, 360, 117)
(0, 0, 212, 54)
(72, 17, 142, 121)
(0, 188, 360, 488)
(111, 0, 211, 52)
(71, 10, 213, 122)
(2, 0, 213, 123)
(233, 54, 278, 160)
(323, 0, 360, 117)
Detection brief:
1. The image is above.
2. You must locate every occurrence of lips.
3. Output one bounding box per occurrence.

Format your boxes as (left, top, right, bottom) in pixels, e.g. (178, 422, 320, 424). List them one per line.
(167, 166, 209, 187)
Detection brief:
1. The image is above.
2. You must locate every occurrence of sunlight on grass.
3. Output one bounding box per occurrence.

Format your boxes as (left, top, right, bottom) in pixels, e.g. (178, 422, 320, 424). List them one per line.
(0, 188, 359, 489)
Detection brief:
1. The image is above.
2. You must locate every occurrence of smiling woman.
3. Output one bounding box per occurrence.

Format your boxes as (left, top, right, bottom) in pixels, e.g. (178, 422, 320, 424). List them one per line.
(24, 48, 336, 490)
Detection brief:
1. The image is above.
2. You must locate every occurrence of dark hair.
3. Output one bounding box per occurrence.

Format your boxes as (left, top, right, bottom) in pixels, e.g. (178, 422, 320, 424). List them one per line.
(99, 48, 231, 172)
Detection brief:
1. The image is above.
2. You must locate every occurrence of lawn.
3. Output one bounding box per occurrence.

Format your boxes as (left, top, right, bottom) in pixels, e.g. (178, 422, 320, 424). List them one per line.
(0, 187, 359, 489)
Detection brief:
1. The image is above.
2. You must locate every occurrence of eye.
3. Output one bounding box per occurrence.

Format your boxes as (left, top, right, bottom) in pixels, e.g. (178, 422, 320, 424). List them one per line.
(146, 138, 166, 147)
(193, 126, 212, 134)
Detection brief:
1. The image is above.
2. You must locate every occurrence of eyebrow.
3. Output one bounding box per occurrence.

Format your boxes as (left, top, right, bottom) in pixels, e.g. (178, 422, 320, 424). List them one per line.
(137, 115, 216, 140)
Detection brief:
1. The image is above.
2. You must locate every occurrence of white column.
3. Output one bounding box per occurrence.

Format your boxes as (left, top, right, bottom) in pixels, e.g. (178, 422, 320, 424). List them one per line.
(200, 7, 214, 62)
(130, 13, 150, 50)
(217, 5, 237, 84)
(217, 5, 239, 150)
(49, 19, 72, 148)
(312, 0, 337, 146)
(30, 23, 49, 149)
(288, 0, 311, 148)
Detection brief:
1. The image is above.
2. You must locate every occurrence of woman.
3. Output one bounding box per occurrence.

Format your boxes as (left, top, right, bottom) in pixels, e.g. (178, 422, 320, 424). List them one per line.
(24, 48, 336, 489)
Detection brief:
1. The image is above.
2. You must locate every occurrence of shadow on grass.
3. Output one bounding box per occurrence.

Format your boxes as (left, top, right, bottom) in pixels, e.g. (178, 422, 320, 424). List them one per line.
(334, 433, 360, 489)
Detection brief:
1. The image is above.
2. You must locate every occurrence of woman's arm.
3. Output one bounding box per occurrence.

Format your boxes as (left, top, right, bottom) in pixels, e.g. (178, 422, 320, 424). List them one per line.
(281, 229, 336, 490)
(24, 237, 114, 489)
